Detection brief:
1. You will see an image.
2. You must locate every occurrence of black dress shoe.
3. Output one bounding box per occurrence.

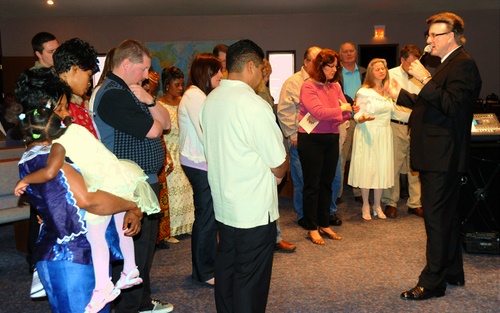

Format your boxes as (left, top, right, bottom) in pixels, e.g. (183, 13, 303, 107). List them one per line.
(329, 214, 342, 226)
(400, 285, 445, 300)
(156, 241, 170, 250)
(446, 275, 465, 286)
(447, 280, 465, 286)
(29, 263, 35, 275)
(335, 197, 343, 204)
(298, 218, 307, 230)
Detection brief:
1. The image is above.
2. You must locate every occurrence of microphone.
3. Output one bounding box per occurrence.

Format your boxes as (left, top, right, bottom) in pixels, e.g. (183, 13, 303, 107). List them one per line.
(419, 45, 432, 61)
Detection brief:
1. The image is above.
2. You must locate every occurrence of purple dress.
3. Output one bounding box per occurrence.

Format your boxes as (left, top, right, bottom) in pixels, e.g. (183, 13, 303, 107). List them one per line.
(18, 145, 120, 313)
(18, 145, 93, 265)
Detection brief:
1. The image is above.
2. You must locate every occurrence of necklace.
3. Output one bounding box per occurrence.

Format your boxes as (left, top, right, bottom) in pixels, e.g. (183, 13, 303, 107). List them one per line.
(160, 94, 180, 106)
(374, 85, 384, 95)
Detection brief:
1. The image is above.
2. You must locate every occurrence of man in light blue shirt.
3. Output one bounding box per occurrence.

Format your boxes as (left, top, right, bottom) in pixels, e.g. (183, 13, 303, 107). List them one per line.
(338, 42, 366, 203)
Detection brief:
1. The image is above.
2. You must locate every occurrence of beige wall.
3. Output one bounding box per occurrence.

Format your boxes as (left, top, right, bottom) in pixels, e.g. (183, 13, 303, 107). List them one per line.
(1, 9, 498, 98)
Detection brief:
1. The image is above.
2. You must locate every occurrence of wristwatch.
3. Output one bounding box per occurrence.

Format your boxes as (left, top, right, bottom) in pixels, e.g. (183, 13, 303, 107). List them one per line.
(146, 99, 156, 107)
(420, 75, 431, 84)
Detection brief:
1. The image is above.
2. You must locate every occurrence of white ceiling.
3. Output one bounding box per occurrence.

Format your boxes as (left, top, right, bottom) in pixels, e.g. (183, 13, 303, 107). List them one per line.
(1, 0, 498, 18)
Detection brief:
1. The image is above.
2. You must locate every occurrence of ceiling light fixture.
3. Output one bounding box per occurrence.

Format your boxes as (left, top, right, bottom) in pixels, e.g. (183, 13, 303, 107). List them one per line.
(47, 0, 54, 5)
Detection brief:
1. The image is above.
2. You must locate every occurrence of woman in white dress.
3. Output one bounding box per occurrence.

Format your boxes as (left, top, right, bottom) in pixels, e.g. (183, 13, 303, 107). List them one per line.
(158, 67, 195, 238)
(348, 58, 394, 220)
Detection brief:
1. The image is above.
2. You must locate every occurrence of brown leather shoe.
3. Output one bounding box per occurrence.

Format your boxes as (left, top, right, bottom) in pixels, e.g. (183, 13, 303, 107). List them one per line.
(385, 205, 398, 218)
(408, 207, 424, 218)
(275, 240, 296, 253)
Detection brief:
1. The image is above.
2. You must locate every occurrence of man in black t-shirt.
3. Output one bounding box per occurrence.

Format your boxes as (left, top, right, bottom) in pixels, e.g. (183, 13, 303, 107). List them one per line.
(94, 39, 173, 313)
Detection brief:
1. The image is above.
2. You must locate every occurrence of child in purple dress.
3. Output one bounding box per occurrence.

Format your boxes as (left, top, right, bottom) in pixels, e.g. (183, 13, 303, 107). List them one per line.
(14, 70, 143, 313)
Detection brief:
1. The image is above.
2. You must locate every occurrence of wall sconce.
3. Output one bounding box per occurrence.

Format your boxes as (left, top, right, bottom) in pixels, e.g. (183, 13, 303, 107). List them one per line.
(374, 25, 385, 38)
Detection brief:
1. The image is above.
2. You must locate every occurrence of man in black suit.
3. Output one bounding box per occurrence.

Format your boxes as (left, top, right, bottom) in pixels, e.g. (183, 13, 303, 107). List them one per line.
(387, 12, 482, 300)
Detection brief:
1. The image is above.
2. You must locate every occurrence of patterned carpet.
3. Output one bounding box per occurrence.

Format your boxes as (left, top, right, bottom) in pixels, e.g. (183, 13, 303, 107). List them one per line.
(1, 188, 499, 313)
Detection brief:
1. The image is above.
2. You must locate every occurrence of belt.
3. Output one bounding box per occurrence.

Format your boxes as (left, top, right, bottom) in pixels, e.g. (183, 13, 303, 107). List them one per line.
(391, 119, 408, 126)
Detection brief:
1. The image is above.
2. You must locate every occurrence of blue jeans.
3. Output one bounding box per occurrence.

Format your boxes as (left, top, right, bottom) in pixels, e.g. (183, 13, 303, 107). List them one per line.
(289, 146, 304, 219)
(290, 145, 340, 220)
(37, 260, 109, 313)
(329, 155, 342, 214)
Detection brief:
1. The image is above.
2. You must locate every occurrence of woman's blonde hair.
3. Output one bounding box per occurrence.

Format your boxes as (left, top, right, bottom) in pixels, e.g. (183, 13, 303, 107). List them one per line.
(362, 58, 389, 89)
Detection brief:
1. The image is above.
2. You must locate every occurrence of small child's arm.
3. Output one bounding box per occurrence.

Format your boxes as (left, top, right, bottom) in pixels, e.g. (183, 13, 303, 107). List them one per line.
(14, 143, 66, 196)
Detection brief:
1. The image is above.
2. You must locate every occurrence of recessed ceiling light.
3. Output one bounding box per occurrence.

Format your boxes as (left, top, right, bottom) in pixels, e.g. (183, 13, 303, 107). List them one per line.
(47, 0, 54, 5)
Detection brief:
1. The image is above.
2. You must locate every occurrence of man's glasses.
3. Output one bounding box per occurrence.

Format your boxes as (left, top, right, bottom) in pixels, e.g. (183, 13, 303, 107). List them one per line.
(426, 31, 451, 40)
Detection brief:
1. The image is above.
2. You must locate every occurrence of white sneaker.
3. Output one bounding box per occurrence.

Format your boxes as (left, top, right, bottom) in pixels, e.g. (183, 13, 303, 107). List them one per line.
(30, 267, 46, 298)
(138, 299, 174, 313)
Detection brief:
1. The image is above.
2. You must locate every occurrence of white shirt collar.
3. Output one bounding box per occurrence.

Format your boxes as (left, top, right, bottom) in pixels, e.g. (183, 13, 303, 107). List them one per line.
(441, 45, 461, 63)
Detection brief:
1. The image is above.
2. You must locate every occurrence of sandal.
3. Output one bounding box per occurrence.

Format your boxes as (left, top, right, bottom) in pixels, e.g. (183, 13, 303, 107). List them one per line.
(115, 267, 143, 290)
(319, 228, 342, 240)
(307, 231, 325, 245)
(85, 279, 120, 313)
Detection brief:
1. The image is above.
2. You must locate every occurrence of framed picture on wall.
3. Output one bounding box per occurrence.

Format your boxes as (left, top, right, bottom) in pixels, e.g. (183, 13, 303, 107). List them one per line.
(267, 51, 296, 104)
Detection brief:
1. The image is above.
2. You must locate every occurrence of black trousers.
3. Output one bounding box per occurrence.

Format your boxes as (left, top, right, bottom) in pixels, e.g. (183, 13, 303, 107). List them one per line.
(418, 171, 464, 290)
(113, 182, 160, 312)
(27, 204, 40, 268)
(297, 132, 339, 229)
(182, 165, 217, 283)
(215, 220, 276, 313)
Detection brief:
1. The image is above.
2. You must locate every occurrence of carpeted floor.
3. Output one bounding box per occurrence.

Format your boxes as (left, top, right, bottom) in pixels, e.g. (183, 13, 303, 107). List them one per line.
(1, 188, 499, 313)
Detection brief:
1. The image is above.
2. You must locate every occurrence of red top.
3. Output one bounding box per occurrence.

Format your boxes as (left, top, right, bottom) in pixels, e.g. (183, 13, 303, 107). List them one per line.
(69, 100, 98, 139)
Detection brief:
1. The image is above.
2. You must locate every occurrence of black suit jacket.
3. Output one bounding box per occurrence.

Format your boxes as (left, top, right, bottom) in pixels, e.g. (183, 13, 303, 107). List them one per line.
(397, 47, 482, 173)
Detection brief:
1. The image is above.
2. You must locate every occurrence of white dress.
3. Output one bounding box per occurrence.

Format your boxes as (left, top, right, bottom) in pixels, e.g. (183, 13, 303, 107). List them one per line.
(54, 124, 161, 223)
(348, 87, 394, 189)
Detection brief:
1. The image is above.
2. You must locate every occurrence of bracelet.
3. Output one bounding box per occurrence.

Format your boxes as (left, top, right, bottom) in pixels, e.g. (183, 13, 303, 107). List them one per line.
(420, 75, 431, 84)
(146, 99, 156, 107)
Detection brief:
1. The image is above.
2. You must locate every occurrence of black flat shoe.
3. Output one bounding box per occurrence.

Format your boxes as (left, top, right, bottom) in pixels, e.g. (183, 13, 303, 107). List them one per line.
(297, 218, 307, 230)
(400, 285, 445, 300)
(329, 214, 342, 226)
(156, 241, 170, 250)
(447, 280, 465, 286)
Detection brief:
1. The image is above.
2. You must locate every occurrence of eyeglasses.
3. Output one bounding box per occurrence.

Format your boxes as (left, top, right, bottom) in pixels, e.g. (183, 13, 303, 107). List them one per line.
(426, 31, 451, 40)
(324, 63, 340, 69)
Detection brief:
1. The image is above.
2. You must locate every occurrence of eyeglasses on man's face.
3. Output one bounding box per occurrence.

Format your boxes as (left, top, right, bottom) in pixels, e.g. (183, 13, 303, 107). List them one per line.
(426, 31, 451, 40)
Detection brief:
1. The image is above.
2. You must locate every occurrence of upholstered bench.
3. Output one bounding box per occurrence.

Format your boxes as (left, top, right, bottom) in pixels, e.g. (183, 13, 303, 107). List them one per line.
(0, 157, 30, 224)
